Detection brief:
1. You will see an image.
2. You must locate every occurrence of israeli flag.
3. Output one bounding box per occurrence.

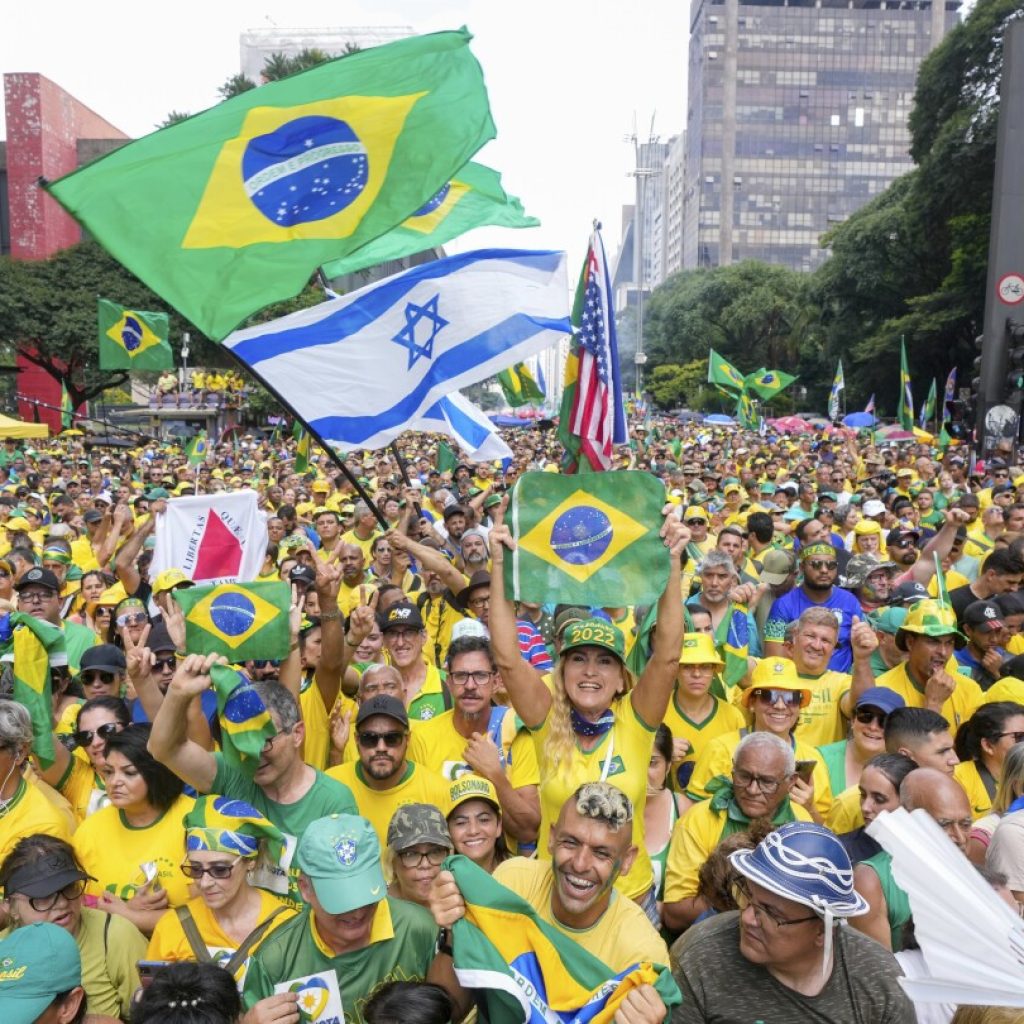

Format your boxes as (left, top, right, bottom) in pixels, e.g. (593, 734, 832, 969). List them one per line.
(410, 392, 513, 461)
(225, 249, 571, 452)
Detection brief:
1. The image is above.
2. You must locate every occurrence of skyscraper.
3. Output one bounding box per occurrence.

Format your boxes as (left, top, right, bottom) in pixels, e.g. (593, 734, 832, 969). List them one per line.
(682, 0, 960, 272)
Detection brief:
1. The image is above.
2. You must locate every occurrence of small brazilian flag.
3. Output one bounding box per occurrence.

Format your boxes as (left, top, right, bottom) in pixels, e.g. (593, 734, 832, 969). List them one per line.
(437, 440, 458, 476)
(209, 665, 278, 773)
(744, 368, 796, 400)
(98, 299, 173, 370)
(498, 361, 545, 408)
(10, 612, 68, 769)
(321, 162, 537, 280)
(175, 581, 291, 662)
(45, 30, 495, 341)
(185, 431, 209, 465)
(504, 470, 669, 607)
(292, 421, 310, 474)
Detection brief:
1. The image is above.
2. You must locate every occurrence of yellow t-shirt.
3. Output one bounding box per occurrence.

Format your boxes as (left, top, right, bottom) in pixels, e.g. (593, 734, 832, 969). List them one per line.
(825, 784, 863, 835)
(55, 752, 110, 824)
(77, 906, 149, 1020)
(661, 692, 747, 792)
(928, 570, 969, 599)
(0, 776, 72, 864)
(299, 674, 357, 772)
(340, 529, 379, 563)
(493, 857, 669, 969)
(324, 761, 450, 848)
(954, 759, 995, 820)
(417, 592, 467, 669)
(686, 729, 833, 820)
(70, 535, 100, 573)
(407, 663, 449, 722)
(530, 696, 657, 901)
(148, 890, 295, 983)
(791, 670, 852, 749)
(876, 661, 983, 732)
(73, 794, 195, 906)
(406, 710, 477, 781)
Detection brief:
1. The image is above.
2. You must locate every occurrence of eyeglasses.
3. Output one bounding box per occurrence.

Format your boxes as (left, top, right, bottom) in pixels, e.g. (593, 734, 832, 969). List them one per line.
(449, 670, 493, 687)
(260, 725, 294, 753)
(152, 656, 177, 672)
(732, 767, 786, 794)
(996, 731, 1024, 744)
(805, 560, 838, 571)
(0, 570, 10, 579)
(732, 877, 820, 929)
(13, 879, 87, 912)
(180, 858, 241, 880)
(116, 612, 148, 627)
(751, 688, 804, 708)
(357, 729, 407, 749)
(72, 722, 121, 747)
(81, 671, 116, 687)
(854, 708, 888, 727)
(18, 590, 55, 604)
(396, 847, 448, 868)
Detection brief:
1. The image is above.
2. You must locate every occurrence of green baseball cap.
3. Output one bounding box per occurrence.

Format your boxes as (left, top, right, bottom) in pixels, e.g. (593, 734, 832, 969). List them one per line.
(144, 486, 170, 500)
(869, 606, 908, 635)
(0, 923, 81, 1020)
(295, 814, 386, 915)
(559, 618, 625, 662)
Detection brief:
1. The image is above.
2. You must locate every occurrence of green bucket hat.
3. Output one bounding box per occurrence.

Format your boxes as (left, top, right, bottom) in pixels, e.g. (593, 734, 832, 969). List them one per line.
(560, 618, 625, 662)
(895, 599, 966, 650)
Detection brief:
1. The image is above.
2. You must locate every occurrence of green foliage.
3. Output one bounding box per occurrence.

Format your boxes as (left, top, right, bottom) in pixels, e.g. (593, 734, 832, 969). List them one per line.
(218, 74, 256, 100)
(648, 360, 714, 410)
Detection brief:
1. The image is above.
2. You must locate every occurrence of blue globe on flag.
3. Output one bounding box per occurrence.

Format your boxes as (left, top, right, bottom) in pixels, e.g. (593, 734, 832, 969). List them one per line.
(121, 315, 143, 351)
(412, 182, 450, 216)
(549, 505, 614, 566)
(209, 591, 257, 637)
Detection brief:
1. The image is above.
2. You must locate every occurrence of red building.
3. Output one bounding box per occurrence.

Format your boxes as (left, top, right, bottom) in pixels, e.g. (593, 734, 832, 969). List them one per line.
(1, 73, 128, 432)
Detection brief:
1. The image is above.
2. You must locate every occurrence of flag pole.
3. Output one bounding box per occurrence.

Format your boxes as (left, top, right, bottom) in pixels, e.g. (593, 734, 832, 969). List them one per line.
(223, 349, 389, 531)
(389, 441, 424, 521)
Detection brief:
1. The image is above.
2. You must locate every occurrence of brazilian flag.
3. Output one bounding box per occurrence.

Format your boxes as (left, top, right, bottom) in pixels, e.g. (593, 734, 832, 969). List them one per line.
(504, 471, 669, 607)
(497, 361, 545, 408)
(707, 349, 746, 394)
(185, 431, 209, 466)
(292, 422, 310, 473)
(97, 299, 173, 370)
(436, 439, 458, 475)
(209, 665, 278, 773)
(744, 368, 796, 400)
(10, 612, 67, 769)
(175, 581, 291, 662)
(446, 854, 682, 1023)
(44, 30, 495, 341)
(321, 162, 537, 279)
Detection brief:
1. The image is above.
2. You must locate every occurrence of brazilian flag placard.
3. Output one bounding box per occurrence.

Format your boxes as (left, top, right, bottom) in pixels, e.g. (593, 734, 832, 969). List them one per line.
(321, 162, 538, 280)
(504, 471, 669, 607)
(98, 299, 173, 370)
(45, 29, 495, 341)
(175, 581, 291, 662)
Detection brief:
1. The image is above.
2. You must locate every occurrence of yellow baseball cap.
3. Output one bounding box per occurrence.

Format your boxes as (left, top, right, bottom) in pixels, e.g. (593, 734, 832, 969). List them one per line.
(742, 657, 811, 707)
(446, 775, 500, 815)
(683, 506, 709, 523)
(153, 568, 191, 596)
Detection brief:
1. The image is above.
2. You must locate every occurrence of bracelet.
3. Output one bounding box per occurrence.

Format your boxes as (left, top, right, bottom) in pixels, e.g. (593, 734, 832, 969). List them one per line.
(319, 610, 342, 621)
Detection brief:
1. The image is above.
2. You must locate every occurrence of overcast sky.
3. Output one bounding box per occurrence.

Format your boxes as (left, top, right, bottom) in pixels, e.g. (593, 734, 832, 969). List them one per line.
(2, 0, 689, 272)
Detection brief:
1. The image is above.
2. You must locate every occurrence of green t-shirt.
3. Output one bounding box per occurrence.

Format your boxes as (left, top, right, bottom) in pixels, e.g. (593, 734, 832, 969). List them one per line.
(817, 739, 848, 795)
(63, 620, 99, 673)
(861, 850, 912, 952)
(243, 900, 437, 1023)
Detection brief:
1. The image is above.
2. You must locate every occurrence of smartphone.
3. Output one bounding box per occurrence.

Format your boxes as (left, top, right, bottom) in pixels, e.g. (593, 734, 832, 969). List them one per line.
(794, 760, 817, 783)
(137, 961, 172, 988)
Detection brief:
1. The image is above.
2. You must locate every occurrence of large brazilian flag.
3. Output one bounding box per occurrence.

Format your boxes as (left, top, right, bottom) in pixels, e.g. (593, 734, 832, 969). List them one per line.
(44, 30, 495, 341)
(175, 581, 291, 662)
(504, 471, 669, 607)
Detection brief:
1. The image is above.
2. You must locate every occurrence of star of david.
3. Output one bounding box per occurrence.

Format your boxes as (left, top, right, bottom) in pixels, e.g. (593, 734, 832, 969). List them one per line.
(391, 293, 448, 369)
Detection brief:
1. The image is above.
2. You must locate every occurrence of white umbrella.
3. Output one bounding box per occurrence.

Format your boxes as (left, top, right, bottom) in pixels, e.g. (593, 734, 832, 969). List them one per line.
(867, 808, 1024, 1007)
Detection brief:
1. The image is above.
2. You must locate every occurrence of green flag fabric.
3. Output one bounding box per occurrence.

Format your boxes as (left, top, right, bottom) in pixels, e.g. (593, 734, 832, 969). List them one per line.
(209, 664, 278, 773)
(504, 470, 669, 606)
(60, 383, 73, 431)
(321, 162, 537, 279)
(556, 245, 590, 473)
(707, 349, 746, 394)
(436, 440, 458, 475)
(735, 390, 760, 430)
(97, 299, 173, 370)
(497, 361, 545, 408)
(919, 378, 937, 430)
(292, 421, 311, 473)
(447, 854, 682, 1023)
(185, 432, 209, 465)
(898, 339, 914, 430)
(175, 581, 291, 661)
(744, 368, 796, 400)
(10, 612, 67, 769)
(44, 30, 495, 341)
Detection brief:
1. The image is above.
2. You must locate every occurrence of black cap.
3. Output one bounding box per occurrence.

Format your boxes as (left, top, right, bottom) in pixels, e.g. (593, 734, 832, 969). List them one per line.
(147, 620, 177, 654)
(288, 564, 316, 587)
(443, 504, 468, 520)
(962, 600, 1006, 633)
(2, 846, 93, 899)
(891, 580, 930, 605)
(14, 567, 60, 593)
(355, 694, 409, 728)
(83, 509, 103, 524)
(79, 644, 127, 675)
(381, 601, 424, 632)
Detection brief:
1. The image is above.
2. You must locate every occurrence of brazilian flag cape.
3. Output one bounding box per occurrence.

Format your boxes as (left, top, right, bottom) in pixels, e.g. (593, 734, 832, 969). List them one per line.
(7, 612, 67, 769)
(447, 855, 681, 1023)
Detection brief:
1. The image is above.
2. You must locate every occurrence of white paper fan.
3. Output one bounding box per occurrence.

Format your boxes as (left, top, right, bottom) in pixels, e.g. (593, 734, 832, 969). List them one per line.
(867, 807, 1024, 1007)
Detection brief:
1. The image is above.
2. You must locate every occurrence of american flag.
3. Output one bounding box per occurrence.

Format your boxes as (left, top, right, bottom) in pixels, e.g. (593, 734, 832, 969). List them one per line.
(568, 230, 626, 470)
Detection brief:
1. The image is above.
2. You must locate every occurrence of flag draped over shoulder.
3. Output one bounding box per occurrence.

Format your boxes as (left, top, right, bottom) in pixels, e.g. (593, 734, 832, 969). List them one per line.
(321, 162, 538, 279)
(498, 361, 545, 408)
(97, 299, 173, 370)
(10, 613, 67, 769)
(828, 360, 845, 421)
(505, 471, 668, 607)
(175, 581, 291, 661)
(557, 229, 626, 472)
(223, 249, 569, 453)
(447, 855, 681, 1024)
(898, 339, 914, 430)
(44, 30, 496, 341)
(707, 350, 746, 394)
(209, 665, 277, 773)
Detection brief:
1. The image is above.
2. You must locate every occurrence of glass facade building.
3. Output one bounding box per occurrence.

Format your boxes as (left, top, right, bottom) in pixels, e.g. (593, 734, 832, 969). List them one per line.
(682, 0, 960, 271)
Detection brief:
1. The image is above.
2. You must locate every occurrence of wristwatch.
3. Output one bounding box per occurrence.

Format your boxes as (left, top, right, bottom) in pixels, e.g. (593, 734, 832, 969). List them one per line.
(436, 926, 453, 956)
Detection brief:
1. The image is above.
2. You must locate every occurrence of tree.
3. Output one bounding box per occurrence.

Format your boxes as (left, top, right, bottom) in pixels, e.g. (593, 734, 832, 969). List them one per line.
(648, 360, 710, 410)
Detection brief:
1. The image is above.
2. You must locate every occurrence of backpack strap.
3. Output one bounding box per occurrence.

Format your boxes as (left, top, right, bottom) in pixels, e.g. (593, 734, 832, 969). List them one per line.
(175, 906, 214, 963)
(222, 907, 290, 977)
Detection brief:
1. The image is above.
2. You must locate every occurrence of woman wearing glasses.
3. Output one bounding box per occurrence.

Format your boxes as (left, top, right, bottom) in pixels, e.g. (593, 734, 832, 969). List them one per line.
(148, 796, 295, 985)
(108, 595, 149, 649)
(82, 580, 123, 641)
(385, 803, 453, 908)
(72, 724, 193, 935)
(0, 833, 148, 1021)
(953, 700, 1024, 820)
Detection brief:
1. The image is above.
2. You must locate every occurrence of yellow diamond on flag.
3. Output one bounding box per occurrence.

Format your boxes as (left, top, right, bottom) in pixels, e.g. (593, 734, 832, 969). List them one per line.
(106, 311, 165, 358)
(517, 489, 648, 584)
(185, 583, 284, 651)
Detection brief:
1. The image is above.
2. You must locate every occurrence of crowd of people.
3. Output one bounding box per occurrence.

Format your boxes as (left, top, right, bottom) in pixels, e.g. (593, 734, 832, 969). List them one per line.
(0, 416, 1021, 1024)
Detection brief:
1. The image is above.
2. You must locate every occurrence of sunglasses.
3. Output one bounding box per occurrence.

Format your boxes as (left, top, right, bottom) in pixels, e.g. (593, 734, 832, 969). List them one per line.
(357, 729, 406, 749)
(686, 519, 708, 527)
(805, 560, 838, 571)
(180, 858, 241, 880)
(152, 656, 177, 672)
(73, 722, 121, 747)
(854, 708, 888, 727)
(891, 538, 916, 549)
(81, 671, 117, 687)
(116, 612, 148, 627)
(751, 688, 805, 708)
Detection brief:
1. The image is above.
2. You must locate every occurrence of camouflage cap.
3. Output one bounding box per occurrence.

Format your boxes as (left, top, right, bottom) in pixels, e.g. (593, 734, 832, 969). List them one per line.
(841, 554, 897, 589)
(386, 802, 452, 853)
(895, 599, 966, 650)
(560, 618, 626, 662)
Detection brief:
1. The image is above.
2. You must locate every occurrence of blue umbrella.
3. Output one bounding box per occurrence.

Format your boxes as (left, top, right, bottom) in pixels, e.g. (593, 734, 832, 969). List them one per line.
(705, 414, 735, 425)
(842, 412, 876, 428)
